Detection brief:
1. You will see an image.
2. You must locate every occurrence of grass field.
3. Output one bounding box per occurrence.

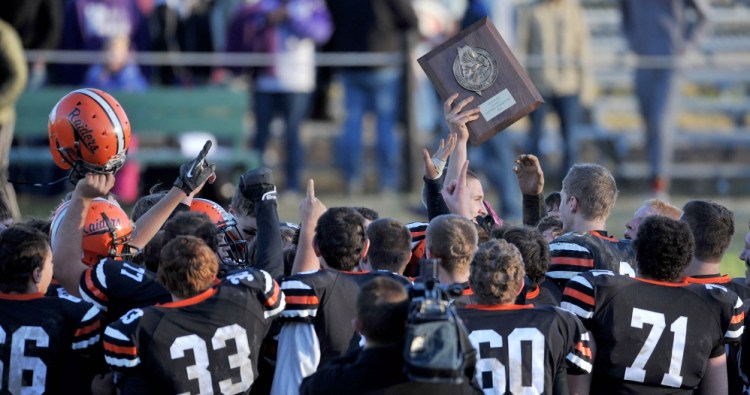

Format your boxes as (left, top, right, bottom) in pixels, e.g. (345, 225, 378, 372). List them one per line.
(16, 188, 749, 279)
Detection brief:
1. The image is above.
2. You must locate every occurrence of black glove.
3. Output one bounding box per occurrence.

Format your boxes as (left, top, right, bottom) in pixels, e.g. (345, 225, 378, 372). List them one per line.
(239, 167, 277, 202)
(174, 140, 216, 195)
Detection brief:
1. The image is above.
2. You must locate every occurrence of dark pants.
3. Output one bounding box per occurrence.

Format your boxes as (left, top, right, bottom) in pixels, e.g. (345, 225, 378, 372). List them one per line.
(527, 94, 581, 178)
(635, 67, 680, 181)
(253, 91, 311, 192)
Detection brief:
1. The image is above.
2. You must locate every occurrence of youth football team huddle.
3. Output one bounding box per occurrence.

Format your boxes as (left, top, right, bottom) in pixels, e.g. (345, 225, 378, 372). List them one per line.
(1, 88, 749, 394)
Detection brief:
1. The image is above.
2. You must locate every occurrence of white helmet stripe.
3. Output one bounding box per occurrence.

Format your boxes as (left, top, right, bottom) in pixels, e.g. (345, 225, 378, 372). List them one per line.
(73, 89, 125, 155)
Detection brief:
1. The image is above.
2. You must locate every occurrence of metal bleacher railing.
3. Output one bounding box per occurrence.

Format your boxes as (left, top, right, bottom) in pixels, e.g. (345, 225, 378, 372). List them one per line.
(13, 0, 750, 193)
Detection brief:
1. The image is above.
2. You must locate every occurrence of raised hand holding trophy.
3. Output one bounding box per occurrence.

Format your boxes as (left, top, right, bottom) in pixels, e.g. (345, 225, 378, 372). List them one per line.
(418, 17, 544, 145)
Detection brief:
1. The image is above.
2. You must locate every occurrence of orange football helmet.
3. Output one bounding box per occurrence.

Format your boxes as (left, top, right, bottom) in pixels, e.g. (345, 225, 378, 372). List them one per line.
(190, 198, 250, 267)
(51, 198, 137, 266)
(48, 88, 131, 180)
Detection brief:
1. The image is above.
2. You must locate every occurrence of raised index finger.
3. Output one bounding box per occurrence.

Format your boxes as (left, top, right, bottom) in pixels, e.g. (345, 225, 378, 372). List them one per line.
(306, 179, 315, 199)
(197, 140, 212, 161)
(457, 160, 469, 187)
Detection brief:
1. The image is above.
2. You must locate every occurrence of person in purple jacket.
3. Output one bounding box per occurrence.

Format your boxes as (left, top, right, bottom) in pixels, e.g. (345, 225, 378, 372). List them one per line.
(57, 0, 149, 85)
(228, 0, 332, 194)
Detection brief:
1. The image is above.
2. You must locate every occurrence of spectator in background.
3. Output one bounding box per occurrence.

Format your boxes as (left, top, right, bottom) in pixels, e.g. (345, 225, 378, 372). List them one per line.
(620, 0, 709, 195)
(517, 0, 595, 179)
(57, 0, 149, 85)
(0, 19, 28, 223)
(148, 0, 215, 86)
(228, 0, 332, 194)
(0, 0, 63, 89)
(328, 0, 418, 195)
(84, 35, 148, 91)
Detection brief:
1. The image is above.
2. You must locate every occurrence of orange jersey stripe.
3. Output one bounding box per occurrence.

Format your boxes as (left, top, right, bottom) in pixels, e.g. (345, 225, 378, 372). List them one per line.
(74, 320, 101, 337)
(285, 295, 319, 305)
(552, 257, 594, 268)
(575, 342, 592, 359)
(104, 342, 137, 356)
(265, 282, 281, 307)
(563, 288, 594, 306)
(732, 312, 745, 325)
(84, 270, 108, 302)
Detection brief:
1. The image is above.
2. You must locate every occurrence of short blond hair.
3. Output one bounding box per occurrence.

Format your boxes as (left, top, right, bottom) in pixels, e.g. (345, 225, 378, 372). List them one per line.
(158, 236, 218, 299)
(643, 198, 682, 220)
(426, 215, 478, 276)
(562, 164, 618, 221)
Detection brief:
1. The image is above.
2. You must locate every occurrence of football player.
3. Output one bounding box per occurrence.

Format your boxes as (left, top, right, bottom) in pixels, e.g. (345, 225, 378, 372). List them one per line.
(545, 163, 636, 291)
(49, 140, 217, 318)
(492, 225, 558, 306)
(425, 213, 479, 307)
(623, 198, 681, 240)
(562, 216, 744, 393)
(271, 181, 368, 394)
(0, 224, 103, 394)
(104, 235, 284, 394)
(680, 200, 750, 394)
(458, 239, 592, 394)
(358, 217, 413, 286)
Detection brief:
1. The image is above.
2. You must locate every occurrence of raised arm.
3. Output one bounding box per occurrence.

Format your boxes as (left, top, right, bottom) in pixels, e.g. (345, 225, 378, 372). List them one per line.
(513, 154, 546, 226)
(130, 141, 216, 248)
(422, 133, 457, 220)
(291, 180, 327, 274)
(442, 160, 474, 219)
(52, 173, 115, 296)
(443, 93, 480, 187)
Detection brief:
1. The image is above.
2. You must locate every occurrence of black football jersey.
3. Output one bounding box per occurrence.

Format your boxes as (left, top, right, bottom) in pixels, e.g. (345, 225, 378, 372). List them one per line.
(525, 284, 559, 307)
(686, 274, 750, 395)
(104, 268, 283, 395)
(457, 304, 592, 394)
(279, 269, 361, 367)
(547, 231, 635, 290)
(0, 292, 102, 395)
(344, 270, 412, 287)
(79, 258, 172, 322)
(562, 270, 744, 394)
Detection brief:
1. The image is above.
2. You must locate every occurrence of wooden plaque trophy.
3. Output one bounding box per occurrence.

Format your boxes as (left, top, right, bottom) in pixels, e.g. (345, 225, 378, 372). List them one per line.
(418, 17, 544, 145)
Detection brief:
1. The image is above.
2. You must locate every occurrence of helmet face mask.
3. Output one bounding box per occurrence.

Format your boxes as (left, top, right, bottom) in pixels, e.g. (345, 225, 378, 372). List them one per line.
(51, 198, 137, 266)
(190, 198, 251, 269)
(48, 88, 131, 181)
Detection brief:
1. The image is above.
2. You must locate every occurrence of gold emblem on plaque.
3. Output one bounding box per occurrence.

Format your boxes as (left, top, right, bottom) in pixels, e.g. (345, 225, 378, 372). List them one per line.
(452, 45, 498, 96)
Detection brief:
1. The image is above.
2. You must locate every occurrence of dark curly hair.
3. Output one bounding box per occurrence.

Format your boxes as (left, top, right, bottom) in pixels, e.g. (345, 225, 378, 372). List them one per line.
(314, 207, 367, 271)
(681, 200, 734, 262)
(633, 216, 694, 282)
(492, 226, 549, 287)
(470, 239, 525, 305)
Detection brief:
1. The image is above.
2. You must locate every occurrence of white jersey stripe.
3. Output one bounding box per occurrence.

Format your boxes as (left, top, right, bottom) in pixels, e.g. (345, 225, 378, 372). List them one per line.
(566, 353, 593, 373)
(281, 280, 313, 291)
(82, 305, 101, 321)
(72, 334, 100, 350)
(549, 242, 591, 253)
(104, 326, 130, 341)
(280, 308, 317, 318)
(546, 271, 581, 280)
(560, 302, 593, 319)
(105, 355, 140, 368)
(74, 89, 125, 154)
(568, 276, 594, 289)
(726, 327, 744, 339)
(96, 262, 108, 289)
